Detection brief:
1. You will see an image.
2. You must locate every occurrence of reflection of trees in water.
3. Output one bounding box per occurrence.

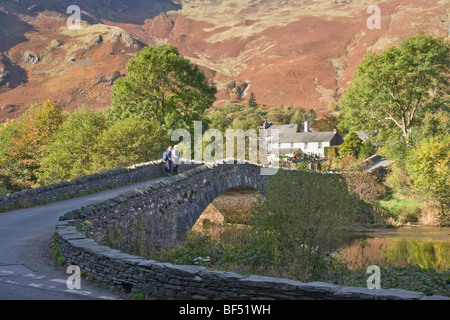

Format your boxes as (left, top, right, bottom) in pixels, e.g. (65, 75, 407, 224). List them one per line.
(342, 236, 450, 272)
(341, 237, 391, 270)
(386, 240, 449, 271)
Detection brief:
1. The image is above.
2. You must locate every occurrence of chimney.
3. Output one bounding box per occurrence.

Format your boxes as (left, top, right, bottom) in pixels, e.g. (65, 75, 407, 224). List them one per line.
(304, 121, 310, 132)
(263, 120, 272, 129)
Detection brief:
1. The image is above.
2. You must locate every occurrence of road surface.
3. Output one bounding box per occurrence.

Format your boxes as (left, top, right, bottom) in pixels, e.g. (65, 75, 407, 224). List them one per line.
(0, 177, 164, 300)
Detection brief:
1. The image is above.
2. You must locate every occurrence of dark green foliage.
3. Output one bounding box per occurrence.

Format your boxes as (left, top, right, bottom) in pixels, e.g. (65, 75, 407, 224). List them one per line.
(247, 92, 257, 109)
(359, 139, 376, 159)
(110, 44, 217, 132)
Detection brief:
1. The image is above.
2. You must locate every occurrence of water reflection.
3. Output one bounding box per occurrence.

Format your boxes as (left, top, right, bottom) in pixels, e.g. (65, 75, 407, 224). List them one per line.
(341, 227, 450, 271)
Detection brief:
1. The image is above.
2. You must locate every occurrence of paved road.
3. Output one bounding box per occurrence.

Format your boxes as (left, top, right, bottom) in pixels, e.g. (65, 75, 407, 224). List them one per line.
(0, 177, 165, 300)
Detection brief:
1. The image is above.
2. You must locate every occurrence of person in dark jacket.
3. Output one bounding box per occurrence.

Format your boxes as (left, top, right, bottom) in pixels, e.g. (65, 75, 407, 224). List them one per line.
(163, 146, 172, 176)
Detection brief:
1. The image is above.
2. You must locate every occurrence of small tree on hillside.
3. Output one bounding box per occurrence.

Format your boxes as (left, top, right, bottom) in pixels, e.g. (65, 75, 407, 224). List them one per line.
(247, 92, 258, 109)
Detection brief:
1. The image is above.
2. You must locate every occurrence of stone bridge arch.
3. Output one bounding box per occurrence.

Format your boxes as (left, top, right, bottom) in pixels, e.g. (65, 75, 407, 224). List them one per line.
(194, 185, 261, 229)
(70, 162, 269, 256)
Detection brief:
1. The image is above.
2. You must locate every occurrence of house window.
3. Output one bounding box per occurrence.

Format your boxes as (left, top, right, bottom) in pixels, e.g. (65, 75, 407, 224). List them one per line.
(304, 142, 308, 150)
(318, 142, 322, 149)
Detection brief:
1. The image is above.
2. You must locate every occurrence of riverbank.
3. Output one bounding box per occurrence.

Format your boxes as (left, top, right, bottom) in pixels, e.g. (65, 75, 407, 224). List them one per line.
(373, 189, 448, 228)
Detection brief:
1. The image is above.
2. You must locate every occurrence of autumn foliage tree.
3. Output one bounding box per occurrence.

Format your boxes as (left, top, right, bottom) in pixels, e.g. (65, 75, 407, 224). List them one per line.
(0, 100, 65, 191)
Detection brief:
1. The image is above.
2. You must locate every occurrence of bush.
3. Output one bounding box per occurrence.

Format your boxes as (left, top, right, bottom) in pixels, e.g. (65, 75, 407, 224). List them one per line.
(406, 134, 450, 224)
(247, 170, 359, 281)
(324, 145, 340, 159)
(341, 172, 387, 202)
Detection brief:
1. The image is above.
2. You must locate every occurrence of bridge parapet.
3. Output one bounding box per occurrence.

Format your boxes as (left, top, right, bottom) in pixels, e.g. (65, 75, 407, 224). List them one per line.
(60, 161, 268, 252)
(0, 159, 203, 212)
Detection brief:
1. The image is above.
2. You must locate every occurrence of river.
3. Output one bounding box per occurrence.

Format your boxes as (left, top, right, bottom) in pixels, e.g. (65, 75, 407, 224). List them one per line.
(341, 226, 450, 271)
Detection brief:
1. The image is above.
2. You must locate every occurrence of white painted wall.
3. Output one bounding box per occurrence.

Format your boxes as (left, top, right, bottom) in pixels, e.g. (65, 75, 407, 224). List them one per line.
(275, 141, 331, 157)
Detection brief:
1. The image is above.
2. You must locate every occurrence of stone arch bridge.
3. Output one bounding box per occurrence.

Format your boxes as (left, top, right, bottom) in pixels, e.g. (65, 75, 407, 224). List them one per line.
(51, 160, 445, 300)
(60, 160, 273, 253)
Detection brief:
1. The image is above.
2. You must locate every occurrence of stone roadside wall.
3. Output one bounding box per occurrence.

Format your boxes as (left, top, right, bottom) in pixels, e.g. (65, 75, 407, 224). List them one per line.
(0, 159, 202, 209)
(54, 163, 449, 300)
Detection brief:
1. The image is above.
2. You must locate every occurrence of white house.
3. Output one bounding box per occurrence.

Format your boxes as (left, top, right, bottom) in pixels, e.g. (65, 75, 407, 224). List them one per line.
(261, 121, 343, 158)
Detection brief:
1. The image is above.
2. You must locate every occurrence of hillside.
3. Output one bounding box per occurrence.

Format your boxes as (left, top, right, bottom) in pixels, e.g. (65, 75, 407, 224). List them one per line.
(0, 0, 448, 122)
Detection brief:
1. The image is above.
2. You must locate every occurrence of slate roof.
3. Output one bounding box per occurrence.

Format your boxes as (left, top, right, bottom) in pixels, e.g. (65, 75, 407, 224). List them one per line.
(278, 131, 338, 143)
(264, 124, 298, 134)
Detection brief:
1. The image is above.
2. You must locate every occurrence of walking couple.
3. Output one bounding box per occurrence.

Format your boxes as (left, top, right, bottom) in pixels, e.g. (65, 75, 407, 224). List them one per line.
(163, 145, 180, 176)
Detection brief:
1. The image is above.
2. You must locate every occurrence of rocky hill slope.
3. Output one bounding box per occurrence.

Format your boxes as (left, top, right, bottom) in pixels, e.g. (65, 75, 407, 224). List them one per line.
(0, 0, 448, 122)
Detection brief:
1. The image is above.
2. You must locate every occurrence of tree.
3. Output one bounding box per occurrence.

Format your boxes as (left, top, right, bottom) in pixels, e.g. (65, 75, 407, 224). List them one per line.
(340, 131, 363, 158)
(91, 116, 167, 172)
(339, 33, 449, 145)
(290, 108, 317, 129)
(406, 134, 450, 221)
(37, 107, 107, 185)
(0, 100, 65, 191)
(247, 92, 258, 109)
(359, 139, 377, 159)
(0, 119, 23, 193)
(110, 44, 217, 131)
(411, 109, 450, 145)
(266, 105, 292, 124)
(313, 113, 338, 132)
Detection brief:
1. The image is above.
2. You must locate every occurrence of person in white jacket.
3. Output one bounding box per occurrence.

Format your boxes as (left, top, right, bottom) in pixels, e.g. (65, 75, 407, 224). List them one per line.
(172, 145, 181, 175)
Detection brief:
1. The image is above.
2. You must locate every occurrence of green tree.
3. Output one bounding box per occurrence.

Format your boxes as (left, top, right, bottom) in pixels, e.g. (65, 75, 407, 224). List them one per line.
(339, 33, 449, 145)
(206, 109, 232, 133)
(359, 139, 377, 160)
(290, 108, 317, 129)
(312, 113, 338, 132)
(37, 107, 107, 185)
(0, 119, 23, 193)
(266, 105, 292, 124)
(91, 116, 167, 172)
(411, 109, 450, 144)
(340, 131, 363, 158)
(110, 44, 217, 131)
